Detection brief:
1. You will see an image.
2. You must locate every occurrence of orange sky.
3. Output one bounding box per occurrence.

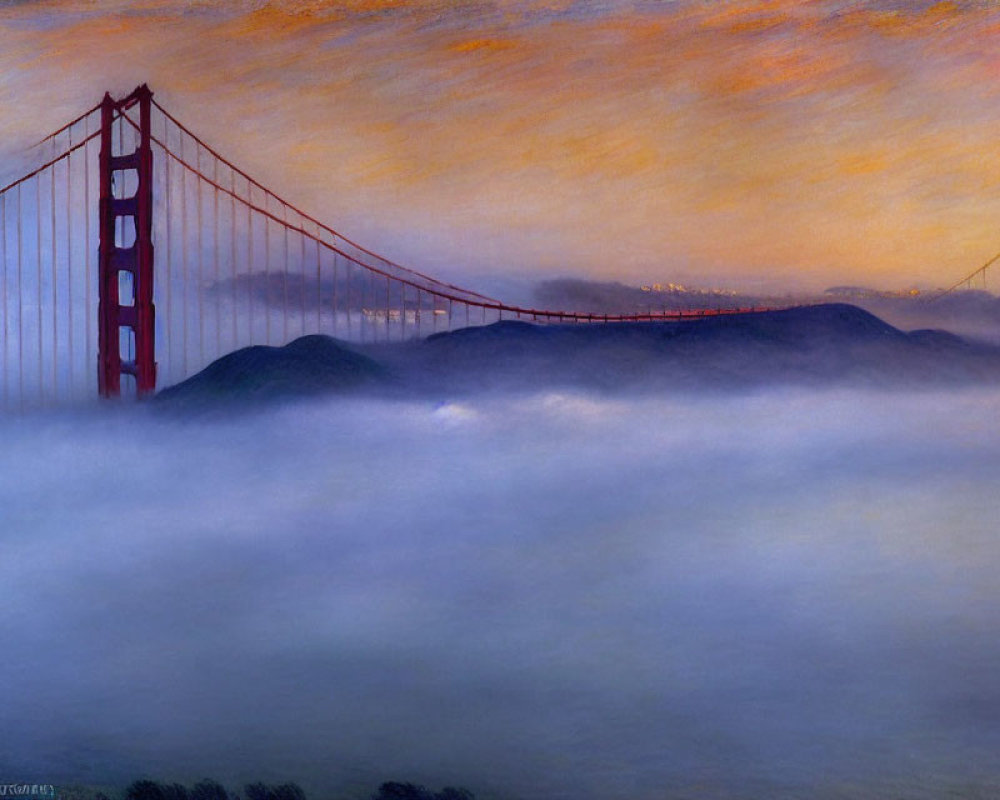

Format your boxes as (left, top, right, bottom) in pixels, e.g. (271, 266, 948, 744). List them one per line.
(3, 0, 1000, 292)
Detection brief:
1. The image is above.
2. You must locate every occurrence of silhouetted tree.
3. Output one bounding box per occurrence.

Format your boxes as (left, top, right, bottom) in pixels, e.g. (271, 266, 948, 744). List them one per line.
(370, 783, 474, 800)
(271, 785, 305, 800)
(162, 785, 189, 800)
(371, 784, 433, 800)
(243, 783, 305, 800)
(125, 778, 234, 800)
(126, 781, 167, 800)
(243, 784, 270, 800)
(190, 781, 229, 800)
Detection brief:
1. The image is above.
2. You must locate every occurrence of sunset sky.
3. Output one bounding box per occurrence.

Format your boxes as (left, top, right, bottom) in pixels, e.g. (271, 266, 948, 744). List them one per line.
(3, 0, 1000, 293)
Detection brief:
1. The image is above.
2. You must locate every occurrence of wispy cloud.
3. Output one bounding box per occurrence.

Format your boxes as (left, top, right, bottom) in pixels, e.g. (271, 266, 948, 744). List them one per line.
(3, 0, 1000, 291)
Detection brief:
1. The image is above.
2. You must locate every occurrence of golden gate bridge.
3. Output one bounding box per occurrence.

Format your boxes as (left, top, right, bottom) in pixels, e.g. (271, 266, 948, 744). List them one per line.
(0, 84, 976, 409)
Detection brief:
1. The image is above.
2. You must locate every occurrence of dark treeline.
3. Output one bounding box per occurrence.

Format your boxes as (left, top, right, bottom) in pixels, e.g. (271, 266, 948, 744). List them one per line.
(93, 779, 477, 800)
(370, 784, 473, 800)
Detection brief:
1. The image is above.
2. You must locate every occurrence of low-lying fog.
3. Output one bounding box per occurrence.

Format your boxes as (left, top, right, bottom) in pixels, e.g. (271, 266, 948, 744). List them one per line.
(2, 389, 999, 799)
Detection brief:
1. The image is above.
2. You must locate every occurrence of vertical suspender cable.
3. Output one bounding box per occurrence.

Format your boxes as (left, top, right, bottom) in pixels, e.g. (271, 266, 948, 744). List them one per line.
(264, 191, 271, 345)
(84, 115, 92, 395)
(401, 283, 407, 340)
(230, 166, 237, 351)
(247, 180, 254, 345)
(213, 154, 220, 361)
(299, 216, 306, 336)
(196, 143, 204, 367)
(17, 185, 23, 409)
(332, 251, 338, 338)
(163, 113, 172, 385)
(66, 127, 74, 396)
(346, 258, 352, 340)
(51, 137, 58, 399)
(314, 223, 320, 334)
(180, 130, 188, 378)
(282, 204, 289, 343)
(364, 263, 369, 341)
(37, 170, 43, 403)
(385, 275, 390, 341)
(368, 269, 374, 341)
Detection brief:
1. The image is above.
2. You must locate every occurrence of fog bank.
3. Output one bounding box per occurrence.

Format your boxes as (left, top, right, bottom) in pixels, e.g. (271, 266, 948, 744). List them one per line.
(2, 389, 999, 799)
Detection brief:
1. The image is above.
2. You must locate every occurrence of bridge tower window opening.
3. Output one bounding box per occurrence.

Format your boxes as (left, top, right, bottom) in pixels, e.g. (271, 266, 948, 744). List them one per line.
(118, 325, 134, 362)
(118, 270, 134, 307)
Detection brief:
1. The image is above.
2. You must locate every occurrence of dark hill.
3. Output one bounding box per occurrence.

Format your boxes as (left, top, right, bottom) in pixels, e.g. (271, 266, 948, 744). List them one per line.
(154, 335, 386, 412)
(155, 305, 1000, 410)
(380, 303, 1000, 392)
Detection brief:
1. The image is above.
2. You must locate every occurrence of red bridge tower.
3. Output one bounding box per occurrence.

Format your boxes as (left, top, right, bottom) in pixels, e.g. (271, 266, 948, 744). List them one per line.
(98, 84, 156, 397)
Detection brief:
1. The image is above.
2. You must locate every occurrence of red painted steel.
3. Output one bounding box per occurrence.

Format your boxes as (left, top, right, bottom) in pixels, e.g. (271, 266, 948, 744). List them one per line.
(98, 84, 156, 398)
(97, 93, 116, 397)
